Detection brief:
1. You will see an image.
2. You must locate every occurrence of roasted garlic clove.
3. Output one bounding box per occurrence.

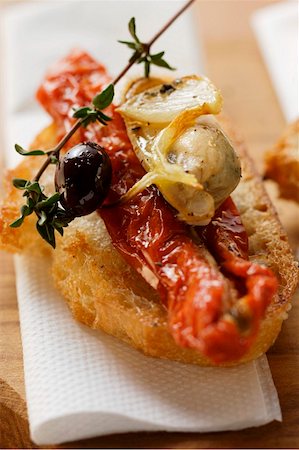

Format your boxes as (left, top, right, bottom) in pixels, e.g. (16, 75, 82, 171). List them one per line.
(118, 77, 241, 225)
(118, 75, 223, 123)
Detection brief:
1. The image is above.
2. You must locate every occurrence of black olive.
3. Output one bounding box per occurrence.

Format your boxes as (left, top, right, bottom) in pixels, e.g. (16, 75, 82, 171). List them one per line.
(55, 142, 112, 217)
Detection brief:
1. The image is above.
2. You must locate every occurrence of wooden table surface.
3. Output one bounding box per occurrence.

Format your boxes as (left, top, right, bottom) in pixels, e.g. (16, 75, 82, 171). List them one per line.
(1, 1, 298, 448)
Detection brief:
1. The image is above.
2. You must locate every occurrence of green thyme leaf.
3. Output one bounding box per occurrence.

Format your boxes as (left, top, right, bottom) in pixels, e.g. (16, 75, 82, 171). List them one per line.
(36, 192, 60, 210)
(53, 224, 64, 236)
(20, 204, 32, 217)
(15, 144, 45, 156)
(96, 111, 113, 126)
(25, 181, 43, 194)
(36, 222, 56, 248)
(73, 106, 92, 119)
(10, 201, 34, 228)
(150, 51, 165, 61)
(10, 216, 25, 228)
(117, 40, 137, 50)
(92, 84, 115, 110)
(73, 103, 114, 127)
(96, 117, 108, 126)
(53, 219, 70, 228)
(12, 178, 29, 190)
(54, 208, 74, 227)
(98, 111, 112, 122)
(128, 17, 139, 43)
(151, 58, 175, 70)
(28, 197, 35, 209)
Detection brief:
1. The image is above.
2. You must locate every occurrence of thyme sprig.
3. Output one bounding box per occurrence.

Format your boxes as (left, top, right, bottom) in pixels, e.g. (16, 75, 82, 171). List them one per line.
(10, 0, 196, 248)
(119, 18, 175, 77)
(11, 82, 117, 248)
(10, 179, 73, 248)
(73, 83, 115, 126)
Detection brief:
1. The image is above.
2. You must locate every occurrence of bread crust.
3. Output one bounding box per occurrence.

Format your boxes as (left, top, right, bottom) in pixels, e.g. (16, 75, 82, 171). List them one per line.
(0, 118, 298, 366)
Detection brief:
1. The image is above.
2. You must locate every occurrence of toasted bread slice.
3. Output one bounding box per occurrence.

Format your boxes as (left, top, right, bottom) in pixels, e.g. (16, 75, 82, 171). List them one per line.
(0, 118, 298, 366)
(265, 119, 299, 203)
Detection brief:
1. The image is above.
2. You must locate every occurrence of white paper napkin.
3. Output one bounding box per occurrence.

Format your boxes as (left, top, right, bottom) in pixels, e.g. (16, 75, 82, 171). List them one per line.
(251, 0, 298, 122)
(2, 1, 281, 445)
(14, 254, 281, 444)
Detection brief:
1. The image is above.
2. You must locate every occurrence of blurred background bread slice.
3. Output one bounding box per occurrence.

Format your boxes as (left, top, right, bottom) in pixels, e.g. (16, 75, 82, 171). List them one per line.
(264, 119, 299, 203)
